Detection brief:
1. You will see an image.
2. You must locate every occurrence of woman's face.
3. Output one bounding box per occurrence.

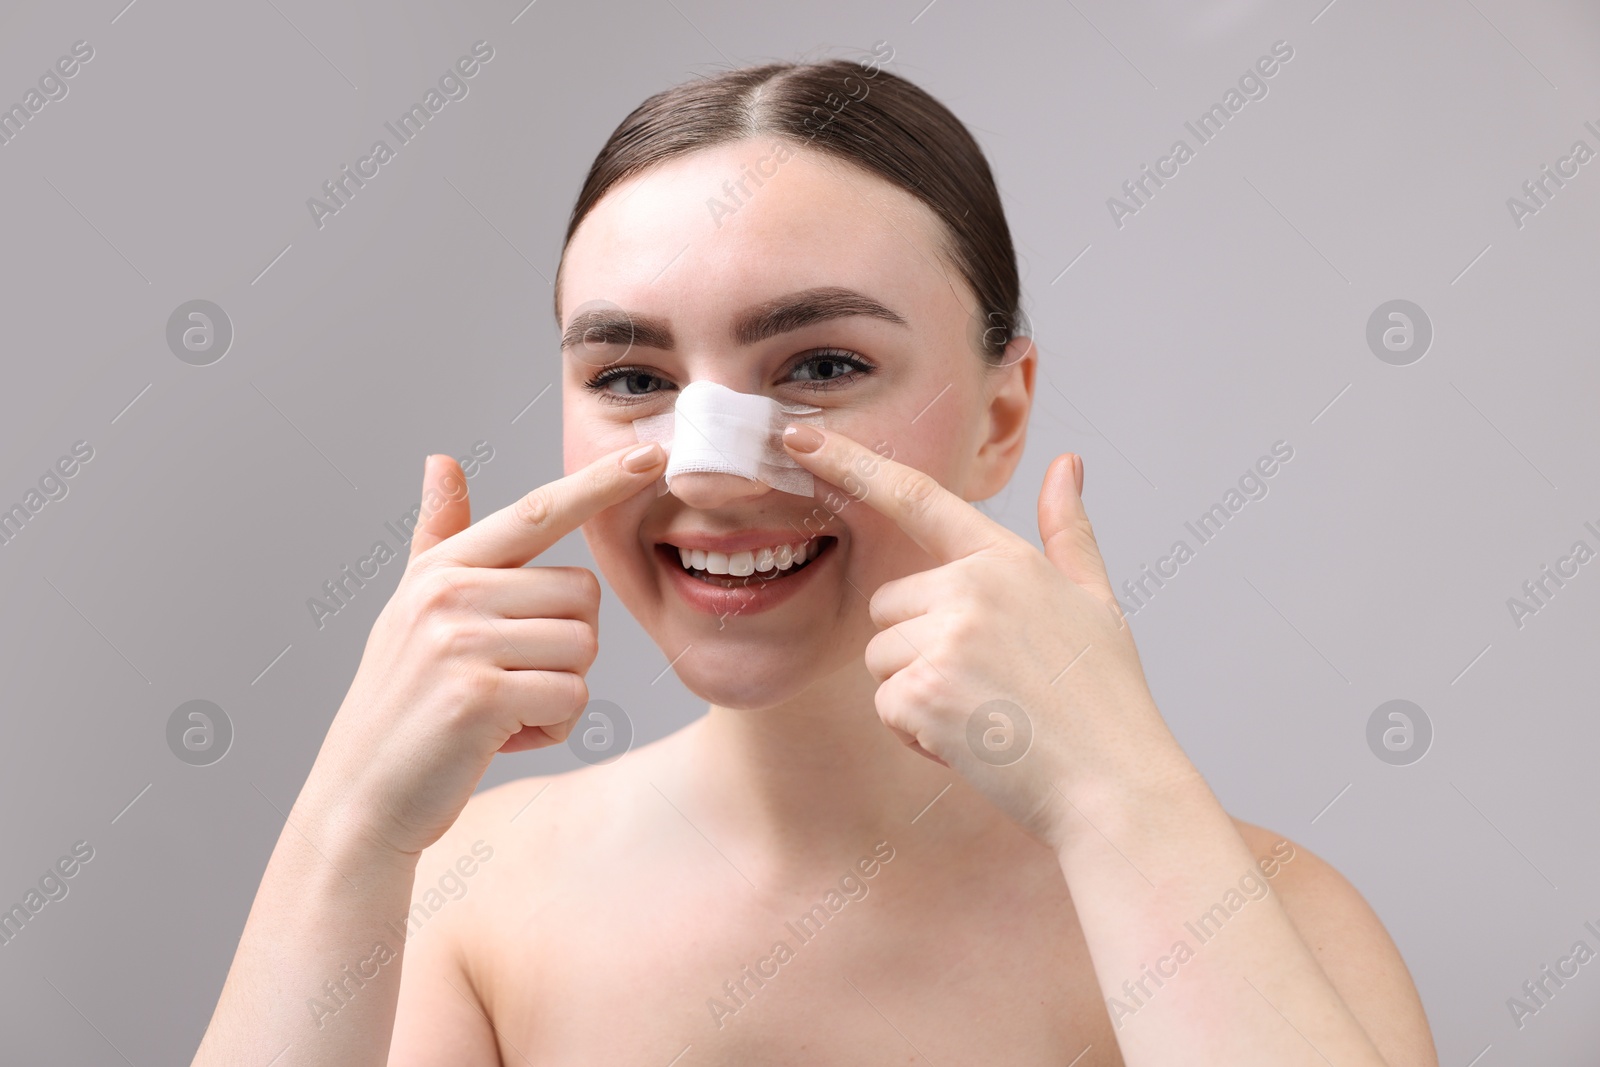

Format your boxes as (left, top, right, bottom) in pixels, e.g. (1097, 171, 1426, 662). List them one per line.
(558, 137, 1031, 709)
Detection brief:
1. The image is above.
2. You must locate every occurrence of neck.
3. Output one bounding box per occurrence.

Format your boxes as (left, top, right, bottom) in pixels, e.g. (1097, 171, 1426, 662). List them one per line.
(672, 657, 987, 874)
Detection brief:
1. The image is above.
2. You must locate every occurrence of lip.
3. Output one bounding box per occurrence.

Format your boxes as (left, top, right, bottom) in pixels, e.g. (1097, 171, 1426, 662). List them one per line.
(655, 536, 837, 617)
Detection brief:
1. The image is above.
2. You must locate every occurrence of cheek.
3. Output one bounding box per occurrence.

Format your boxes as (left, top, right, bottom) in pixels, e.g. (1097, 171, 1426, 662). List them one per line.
(561, 403, 585, 477)
(816, 406, 974, 579)
(563, 401, 646, 476)
(895, 404, 972, 472)
(583, 510, 631, 557)
(831, 500, 937, 594)
(821, 364, 975, 480)
(826, 407, 969, 504)
(580, 495, 655, 586)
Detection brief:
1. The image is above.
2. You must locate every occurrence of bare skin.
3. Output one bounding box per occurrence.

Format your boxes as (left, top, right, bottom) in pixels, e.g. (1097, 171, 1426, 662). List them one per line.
(391, 752, 1421, 1065)
(192, 137, 1438, 1066)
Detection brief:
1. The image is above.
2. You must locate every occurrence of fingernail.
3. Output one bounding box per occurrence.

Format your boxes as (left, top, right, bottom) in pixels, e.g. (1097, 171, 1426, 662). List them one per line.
(784, 424, 824, 453)
(622, 442, 662, 473)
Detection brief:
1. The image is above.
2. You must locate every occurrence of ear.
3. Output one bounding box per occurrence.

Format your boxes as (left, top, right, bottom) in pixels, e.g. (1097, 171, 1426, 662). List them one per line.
(967, 333, 1037, 501)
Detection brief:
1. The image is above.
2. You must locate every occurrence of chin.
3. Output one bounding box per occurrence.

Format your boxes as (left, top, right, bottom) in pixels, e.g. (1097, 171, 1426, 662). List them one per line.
(669, 644, 821, 711)
(662, 631, 858, 711)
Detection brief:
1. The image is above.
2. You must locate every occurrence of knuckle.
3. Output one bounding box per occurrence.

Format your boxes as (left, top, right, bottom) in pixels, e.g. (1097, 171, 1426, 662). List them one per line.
(1066, 522, 1098, 557)
(426, 616, 478, 660)
(942, 609, 981, 652)
(865, 595, 891, 629)
(412, 568, 463, 615)
(1064, 514, 1101, 552)
(863, 632, 895, 682)
(564, 672, 590, 716)
(572, 567, 602, 604)
(512, 487, 555, 532)
(873, 683, 910, 733)
(887, 660, 939, 711)
(451, 664, 501, 710)
(572, 622, 599, 666)
(891, 470, 939, 516)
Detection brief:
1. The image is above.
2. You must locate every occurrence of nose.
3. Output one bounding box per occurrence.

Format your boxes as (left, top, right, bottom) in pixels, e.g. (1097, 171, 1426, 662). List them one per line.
(668, 471, 773, 509)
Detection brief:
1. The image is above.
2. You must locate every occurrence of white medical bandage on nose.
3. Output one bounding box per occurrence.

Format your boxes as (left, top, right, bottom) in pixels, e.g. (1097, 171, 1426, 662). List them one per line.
(630, 380, 825, 497)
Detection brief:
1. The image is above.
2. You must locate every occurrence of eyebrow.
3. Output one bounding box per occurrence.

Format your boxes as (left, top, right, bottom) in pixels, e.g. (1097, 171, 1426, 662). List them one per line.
(560, 286, 909, 352)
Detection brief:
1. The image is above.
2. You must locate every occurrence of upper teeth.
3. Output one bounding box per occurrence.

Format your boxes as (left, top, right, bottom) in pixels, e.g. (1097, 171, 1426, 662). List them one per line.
(677, 540, 822, 576)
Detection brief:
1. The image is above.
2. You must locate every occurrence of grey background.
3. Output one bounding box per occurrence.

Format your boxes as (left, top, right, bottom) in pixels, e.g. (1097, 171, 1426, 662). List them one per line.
(1, 0, 1596, 1062)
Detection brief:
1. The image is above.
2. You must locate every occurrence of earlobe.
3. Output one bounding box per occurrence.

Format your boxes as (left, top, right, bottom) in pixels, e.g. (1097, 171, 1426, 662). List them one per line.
(970, 337, 1037, 498)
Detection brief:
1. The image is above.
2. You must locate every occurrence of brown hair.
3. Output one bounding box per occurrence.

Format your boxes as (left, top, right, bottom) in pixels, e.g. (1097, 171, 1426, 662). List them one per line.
(553, 53, 1021, 363)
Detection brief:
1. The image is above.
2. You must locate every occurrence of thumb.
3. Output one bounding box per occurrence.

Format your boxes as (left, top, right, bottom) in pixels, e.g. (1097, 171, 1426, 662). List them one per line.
(1037, 453, 1116, 608)
(407, 454, 473, 563)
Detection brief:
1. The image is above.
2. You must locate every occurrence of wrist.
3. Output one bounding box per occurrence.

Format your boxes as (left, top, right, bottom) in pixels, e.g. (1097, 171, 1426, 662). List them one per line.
(1049, 741, 1214, 865)
(288, 779, 423, 878)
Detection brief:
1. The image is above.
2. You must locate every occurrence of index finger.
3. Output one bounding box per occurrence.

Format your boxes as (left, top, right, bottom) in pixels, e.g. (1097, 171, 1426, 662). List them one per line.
(781, 424, 1017, 565)
(421, 441, 665, 569)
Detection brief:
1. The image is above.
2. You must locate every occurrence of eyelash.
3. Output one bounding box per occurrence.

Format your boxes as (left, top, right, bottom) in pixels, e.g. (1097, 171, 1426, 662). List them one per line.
(581, 349, 877, 405)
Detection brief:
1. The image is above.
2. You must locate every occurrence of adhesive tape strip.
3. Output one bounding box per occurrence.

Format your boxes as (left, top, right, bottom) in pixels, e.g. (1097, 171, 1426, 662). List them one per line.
(631, 380, 825, 497)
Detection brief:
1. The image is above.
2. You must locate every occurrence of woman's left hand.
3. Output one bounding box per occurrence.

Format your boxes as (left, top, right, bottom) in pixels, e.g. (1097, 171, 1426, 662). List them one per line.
(782, 423, 1195, 852)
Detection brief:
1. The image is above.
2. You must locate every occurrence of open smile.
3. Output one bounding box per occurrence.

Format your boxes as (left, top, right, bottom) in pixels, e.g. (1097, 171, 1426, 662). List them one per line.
(665, 537, 831, 586)
(652, 535, 839, 615)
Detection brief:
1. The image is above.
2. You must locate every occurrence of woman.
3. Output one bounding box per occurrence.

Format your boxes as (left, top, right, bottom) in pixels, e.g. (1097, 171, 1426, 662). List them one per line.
(194, 54, 1438, 1066)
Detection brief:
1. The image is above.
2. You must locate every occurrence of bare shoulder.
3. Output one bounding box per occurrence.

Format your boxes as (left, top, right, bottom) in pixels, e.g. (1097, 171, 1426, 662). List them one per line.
(1230, 817, 1439, 1067)
(420, 745, 664, 901)
(391, 744, 676, 1064)
(419, 775, 552, 864)
(389, 771, 589, 1062)
(419, 770, 590, 895)
(402, 775, 566, 959)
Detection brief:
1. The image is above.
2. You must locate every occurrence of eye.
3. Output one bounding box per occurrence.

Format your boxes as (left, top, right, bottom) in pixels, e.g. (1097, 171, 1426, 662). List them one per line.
(786, 348, 876, 391)
(581, 348, 877, 406)
(582, 366, 675, 405)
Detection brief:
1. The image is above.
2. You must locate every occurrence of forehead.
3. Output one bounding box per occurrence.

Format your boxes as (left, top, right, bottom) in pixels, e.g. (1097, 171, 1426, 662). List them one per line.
(557, 139, 959, 333)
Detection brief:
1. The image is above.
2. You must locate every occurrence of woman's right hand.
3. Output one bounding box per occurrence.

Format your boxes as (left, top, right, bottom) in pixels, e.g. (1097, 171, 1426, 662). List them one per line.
(298, 442, 665, 860)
